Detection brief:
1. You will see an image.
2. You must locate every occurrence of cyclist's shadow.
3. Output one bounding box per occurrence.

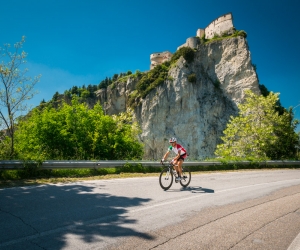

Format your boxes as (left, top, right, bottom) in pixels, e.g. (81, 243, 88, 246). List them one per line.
(183, 186, 214, 193)
(167, 186, 214, 193)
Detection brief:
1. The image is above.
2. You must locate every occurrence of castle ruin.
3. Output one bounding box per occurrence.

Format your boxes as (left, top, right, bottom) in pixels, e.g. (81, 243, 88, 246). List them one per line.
(150, 51, 172, 70)
(150, 13, 234, 69)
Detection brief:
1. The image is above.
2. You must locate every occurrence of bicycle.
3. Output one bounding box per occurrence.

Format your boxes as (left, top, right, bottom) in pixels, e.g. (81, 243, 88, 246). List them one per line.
(159, 160, 191, 190)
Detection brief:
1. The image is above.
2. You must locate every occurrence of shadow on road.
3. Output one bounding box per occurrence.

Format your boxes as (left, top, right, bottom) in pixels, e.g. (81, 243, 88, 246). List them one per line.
(188, 186, 215, 193)
(0, 183, 154, 249)
(166, 186, 215, 193)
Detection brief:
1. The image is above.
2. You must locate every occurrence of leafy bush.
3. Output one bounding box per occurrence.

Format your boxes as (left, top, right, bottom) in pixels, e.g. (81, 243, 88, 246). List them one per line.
(188, 73, 197, 83)
(135, 70, 142, 77)
(170, 47, 195, 64)
(127, 90, 139, 107)
(132, 63, 170, 104)
(237, 30, 247, 38)
(14, 97, 144, 161)
(215, 90, 299, 160)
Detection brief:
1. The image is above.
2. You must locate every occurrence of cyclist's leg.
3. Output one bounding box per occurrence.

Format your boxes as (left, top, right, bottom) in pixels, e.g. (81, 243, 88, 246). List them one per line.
(177, 159, 184, 177)
(172, 159, 180, 176)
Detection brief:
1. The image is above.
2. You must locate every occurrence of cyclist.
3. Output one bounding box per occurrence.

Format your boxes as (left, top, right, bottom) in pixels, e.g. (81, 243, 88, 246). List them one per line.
(161, 137, 187, 181)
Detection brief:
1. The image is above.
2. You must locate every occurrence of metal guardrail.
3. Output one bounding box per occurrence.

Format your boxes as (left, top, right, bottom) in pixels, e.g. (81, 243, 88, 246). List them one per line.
(0, 160, 300, 170)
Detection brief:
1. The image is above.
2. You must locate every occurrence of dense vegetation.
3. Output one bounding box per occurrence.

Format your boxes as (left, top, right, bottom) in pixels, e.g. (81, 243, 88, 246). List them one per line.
(46, 70, 134, 107)
(13, 97, 144, 161)
(215, 90, 299, 160)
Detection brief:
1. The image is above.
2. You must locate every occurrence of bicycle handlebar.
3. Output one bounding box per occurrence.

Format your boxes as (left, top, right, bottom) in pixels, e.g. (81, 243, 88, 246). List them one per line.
(160, 160, 175, 166)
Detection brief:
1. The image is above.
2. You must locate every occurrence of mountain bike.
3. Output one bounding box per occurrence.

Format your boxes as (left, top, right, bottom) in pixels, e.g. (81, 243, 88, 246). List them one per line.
(159, 161, 191, 190)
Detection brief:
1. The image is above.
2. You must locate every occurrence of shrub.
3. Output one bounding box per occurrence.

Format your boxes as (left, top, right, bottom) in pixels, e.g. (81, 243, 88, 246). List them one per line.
(171, 47, 195, 64)
(203, 29, 248, 44)
(213, 33, 220, 39)
(133, 63, 170, 102)
(200, 34, 207, 44)
(238, 30, 247, 38)
(135, 70, 142, 77)
(15, 98, 144, 160)
(188, 73, 197, 83)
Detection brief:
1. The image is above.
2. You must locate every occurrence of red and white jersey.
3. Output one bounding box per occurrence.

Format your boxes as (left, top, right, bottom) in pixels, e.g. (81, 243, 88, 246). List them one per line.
(168, 143, 187, 157)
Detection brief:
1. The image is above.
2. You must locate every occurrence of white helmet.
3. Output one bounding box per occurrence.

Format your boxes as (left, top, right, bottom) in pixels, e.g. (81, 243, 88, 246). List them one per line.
(169, 137, 177, 143)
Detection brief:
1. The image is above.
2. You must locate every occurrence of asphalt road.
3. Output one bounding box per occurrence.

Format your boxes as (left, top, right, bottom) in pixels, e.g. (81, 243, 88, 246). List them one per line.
(0, 169, 300, 250)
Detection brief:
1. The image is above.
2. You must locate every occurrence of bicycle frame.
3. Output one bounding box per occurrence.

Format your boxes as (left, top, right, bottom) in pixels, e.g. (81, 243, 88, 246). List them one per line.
(159, 161, 191, 190)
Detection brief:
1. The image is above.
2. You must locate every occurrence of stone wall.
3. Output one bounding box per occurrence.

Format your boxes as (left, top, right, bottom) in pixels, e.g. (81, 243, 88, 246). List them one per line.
(150, 51, 172, 69)
(205, 13, 233, 39)
(177, 37, 199, 50)
(197, 29, 205, 38)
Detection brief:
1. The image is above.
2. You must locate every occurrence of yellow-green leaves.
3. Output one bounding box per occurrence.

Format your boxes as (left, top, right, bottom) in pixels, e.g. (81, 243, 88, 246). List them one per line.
(215, 90, 299, 160)
(15, 98, 144, 161)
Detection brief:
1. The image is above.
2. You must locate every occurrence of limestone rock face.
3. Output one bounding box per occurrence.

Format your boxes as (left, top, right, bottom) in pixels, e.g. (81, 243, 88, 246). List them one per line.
(96, 36, 260, 160)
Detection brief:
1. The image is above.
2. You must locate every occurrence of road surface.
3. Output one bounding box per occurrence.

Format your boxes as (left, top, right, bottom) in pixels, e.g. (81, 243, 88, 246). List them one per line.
(0, 169, 300, 249)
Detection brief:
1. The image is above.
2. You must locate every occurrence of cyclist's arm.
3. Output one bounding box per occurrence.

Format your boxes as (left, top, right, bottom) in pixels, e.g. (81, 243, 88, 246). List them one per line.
(162, 151, 170, 161)
(174, 150, 181, 161)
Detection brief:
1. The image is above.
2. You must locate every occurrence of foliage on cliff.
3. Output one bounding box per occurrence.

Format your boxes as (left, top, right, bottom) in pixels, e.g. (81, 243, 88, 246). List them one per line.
(41, 70, 135, 110)
(136, 64, 169, 95)
(170, 47, 195, 64)
(201, 29, 247, 44)
(14, 97, 143, 161)
(215, 90, 299, 160)
(128, 47, 197, 107)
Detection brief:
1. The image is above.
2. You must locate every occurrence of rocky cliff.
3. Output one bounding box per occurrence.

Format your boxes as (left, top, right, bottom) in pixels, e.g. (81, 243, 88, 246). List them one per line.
(96, 36, 260, 160)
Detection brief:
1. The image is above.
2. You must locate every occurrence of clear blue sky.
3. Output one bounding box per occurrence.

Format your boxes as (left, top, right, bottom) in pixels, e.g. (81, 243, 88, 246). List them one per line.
(1, 0, 300, 128)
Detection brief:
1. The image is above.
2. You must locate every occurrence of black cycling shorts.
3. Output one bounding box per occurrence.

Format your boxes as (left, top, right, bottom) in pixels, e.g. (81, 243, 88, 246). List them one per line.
(179, 153, 187, 161)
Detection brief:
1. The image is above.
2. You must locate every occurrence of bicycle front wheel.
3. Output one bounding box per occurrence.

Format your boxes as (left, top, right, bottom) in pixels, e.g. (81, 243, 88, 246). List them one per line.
(159, 167, 173, 190)
(180, 167, 191, 187)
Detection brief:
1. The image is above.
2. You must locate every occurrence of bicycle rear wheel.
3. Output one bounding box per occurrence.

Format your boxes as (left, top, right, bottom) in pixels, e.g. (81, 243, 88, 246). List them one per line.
(180, 167, 191, 187)
(159, 167, 173, 190)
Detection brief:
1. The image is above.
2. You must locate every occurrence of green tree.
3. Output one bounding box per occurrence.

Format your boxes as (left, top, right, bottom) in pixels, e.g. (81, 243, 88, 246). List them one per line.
(71, 86, 78, 96)
(15, 97, 143, 160)
(296, 132, 300, 159)
(87, 84, 95, 97)
(80, 89, 90, 99)
(64, 90, 71, 99)
(0, 36, 41, 158)
(52, 91, 60, 101)
(112, 73, 118, 82)
(215, 90, 299, 160)
(264, 107, 299, 159)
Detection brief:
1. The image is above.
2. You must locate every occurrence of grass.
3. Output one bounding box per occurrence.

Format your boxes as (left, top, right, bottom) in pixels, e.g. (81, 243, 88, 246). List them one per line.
(0, 172, 160, 188)
(0, 165, 163, 188)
